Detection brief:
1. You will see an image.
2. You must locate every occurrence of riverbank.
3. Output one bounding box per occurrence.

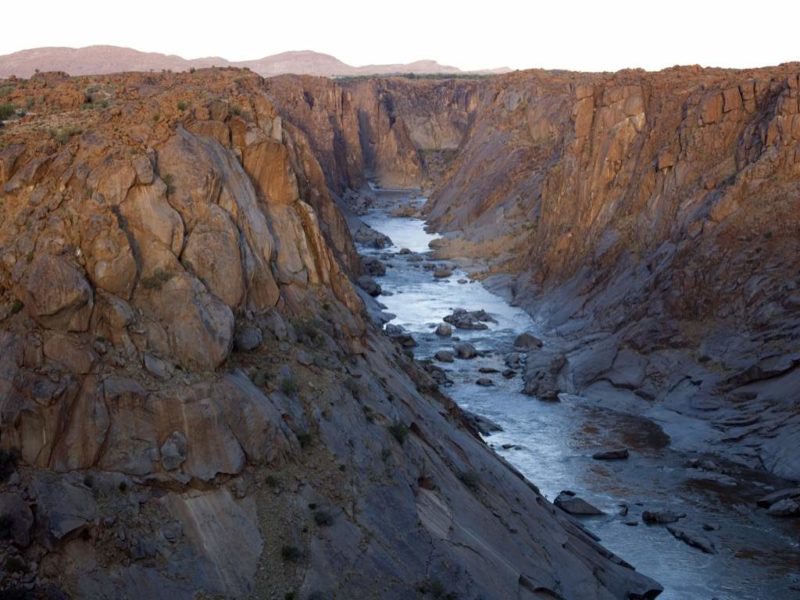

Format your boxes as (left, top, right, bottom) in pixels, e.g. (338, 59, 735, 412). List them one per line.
(353, 187, 800, 600)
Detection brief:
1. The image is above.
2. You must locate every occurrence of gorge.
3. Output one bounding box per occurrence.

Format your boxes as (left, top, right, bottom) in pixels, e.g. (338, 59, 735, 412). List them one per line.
(0, 63, 798, 599)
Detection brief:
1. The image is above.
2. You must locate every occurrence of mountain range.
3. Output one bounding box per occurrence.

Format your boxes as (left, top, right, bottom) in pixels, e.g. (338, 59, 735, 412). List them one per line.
(0, 45, 510, 78)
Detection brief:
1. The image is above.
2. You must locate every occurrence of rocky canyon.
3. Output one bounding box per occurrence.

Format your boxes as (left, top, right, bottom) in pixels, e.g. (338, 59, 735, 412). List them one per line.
(0, 59, 797, 600)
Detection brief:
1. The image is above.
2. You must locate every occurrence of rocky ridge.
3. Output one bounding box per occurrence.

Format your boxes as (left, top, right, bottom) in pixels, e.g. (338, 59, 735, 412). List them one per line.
(0, 70, 660, 598)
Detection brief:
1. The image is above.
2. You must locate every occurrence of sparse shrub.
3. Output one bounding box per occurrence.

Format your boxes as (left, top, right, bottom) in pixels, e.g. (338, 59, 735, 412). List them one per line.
(139, 268, 172, 291)
(118, 480, 129, 492)
(161, 173, 175, 195)
(4, 556, 25, 573)
(252, 369, 269, 387)
(0, 448, 19, 482)
(153, 113, 161, 123)
(280, 545, 302, 562)
(189, 67, 196, 74)
(458, 470, 480, 491)
(0, 85, 13, 98)
(313, 510, 333, 527)
(362, 405, 374, 423)
(0, 514, 14, 538)
(281, 375, 299, 396)
(230, 105, 242, 116)
(387, 422, 408, 445)
(177, 100, 188, 111)
(0, 103, 16, 120)
(9, 299, 23, 315)
(48, 125, 82, 145)
(264, 474, 279, 488)
(296, 432, 312, 449)
(293, 318, 322, 344)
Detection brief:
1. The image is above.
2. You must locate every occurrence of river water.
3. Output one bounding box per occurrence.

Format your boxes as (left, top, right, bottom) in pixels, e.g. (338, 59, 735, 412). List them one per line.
(357, 190, 800, 600)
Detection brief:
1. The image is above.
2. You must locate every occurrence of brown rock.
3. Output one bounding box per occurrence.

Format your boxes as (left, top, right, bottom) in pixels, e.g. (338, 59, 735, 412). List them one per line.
(22, 255, 94, 331)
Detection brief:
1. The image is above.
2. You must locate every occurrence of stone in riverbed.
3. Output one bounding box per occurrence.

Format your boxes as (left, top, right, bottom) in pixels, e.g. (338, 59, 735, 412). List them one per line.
(361, 256, 386, 277)
(434, 350, 454, 363)
(433, 266, 453, 279)
(666, 525, 716, 554)
(443, 308, 496, 330)
(766, 498, 800, 517)
(476, 378, 494, 387)
(756, 487, 800, 508)
(554, 491, 605, 516)
(502, 369, 516, 379)
(462, 410, 503, 435)
(642, 510, 686, 525)
(592, 448, 630, 460)
(357, 275, 382, 297)
(454, 342, 478, 359)
(514, 332, 543, 349)
(435, 323, 453, 337)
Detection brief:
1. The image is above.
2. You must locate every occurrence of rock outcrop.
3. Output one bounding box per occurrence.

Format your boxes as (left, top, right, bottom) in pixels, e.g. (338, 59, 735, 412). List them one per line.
(0, 69, 660, 598)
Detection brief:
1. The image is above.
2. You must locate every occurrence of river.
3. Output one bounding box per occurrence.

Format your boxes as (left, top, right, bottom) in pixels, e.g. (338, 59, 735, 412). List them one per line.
(356, 189, 800, 600)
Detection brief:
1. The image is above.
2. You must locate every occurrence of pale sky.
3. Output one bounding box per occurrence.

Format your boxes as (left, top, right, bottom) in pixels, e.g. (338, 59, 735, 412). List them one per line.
(3, 0, 799, 72)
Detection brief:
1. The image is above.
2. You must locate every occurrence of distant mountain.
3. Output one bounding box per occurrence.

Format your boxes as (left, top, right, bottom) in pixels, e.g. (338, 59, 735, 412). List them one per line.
(0, 46, 510, 78)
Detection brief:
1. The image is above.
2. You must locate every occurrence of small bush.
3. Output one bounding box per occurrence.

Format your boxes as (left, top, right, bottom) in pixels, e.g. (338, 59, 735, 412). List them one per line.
(313, 510, 333, 527)
(230, 105, 242, 116)
(0, 103, 17, 120)
(281, 375, 299, 396)
(281, 545, 302, 562)
(9, 299, 23, 315)
(387, 422, 408, 445)
(139, 268, 172, 291)
(4, 556, 25, 573)
(458, 470, 480, 491)
(296, 432, 312, 449)
(177, 100, 188, 111)
(189, 67, 196, 74)
(48, 125, 82, 145)
(161, 173, 175, 195)
(264, 475, 279, 488)
(0, 514, 14, 538)
(0, 448, 19, 482)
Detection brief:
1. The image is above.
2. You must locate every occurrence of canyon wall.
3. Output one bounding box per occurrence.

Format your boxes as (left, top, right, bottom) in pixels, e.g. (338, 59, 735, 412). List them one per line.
(265, 66, 800, 481)
(421, 66, 800, 480)
(0, 70, 660, 598)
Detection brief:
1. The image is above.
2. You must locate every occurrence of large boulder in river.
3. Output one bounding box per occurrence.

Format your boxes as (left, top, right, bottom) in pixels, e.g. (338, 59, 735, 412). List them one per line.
(444, 308, 496, 330)
(454, 342, 478, 359)
(514, 332, 543, 349)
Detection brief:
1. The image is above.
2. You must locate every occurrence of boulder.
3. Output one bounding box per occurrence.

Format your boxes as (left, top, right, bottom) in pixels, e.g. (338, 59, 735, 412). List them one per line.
(554, 491, 604, 516)
(766, 498, 800, 517)
(462, 410, 503, 436)
(433, 266, 453, 279)
(234, 326, 263, 352)
(514, 332, 543, 349)
(32, 474, 98, 548)
(592, 449, 630, 461)
(22, 255, 94, 331)
(0, 492, 33, 547)
(434, 350, 454, 363)
(443, 308, 496, 331)
(182, 205, 245, 308)
(435, 323, 453, 337)
(362, 256, 386, 277)
(756, 488, 800, 508)
(357, 275, 382, 297)
(353, 223, 392, 249)
(666, 525, 716, 554)
(454, 342, 478, 359)
(642, 510, 686, 525)
(476, 378, 494, 387)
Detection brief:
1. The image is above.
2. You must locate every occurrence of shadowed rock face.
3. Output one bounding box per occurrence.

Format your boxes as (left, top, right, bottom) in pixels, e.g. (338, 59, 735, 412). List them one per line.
(0, 70, 660, 598)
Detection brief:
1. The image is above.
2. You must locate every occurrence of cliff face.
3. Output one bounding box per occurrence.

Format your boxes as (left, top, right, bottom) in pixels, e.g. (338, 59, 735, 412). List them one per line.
(0, 70, 660, 598)
(265, 75, 481, 191)
(421, 67, 800, 479)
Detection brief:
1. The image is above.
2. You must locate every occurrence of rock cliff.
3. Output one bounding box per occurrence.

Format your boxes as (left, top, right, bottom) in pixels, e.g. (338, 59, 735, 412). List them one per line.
(420, 66, 800, 480)
(0, 70, 660, 598)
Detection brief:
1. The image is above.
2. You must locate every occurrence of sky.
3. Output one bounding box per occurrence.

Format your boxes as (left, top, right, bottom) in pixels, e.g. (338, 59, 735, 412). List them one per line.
(3, 0, 799, 72)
